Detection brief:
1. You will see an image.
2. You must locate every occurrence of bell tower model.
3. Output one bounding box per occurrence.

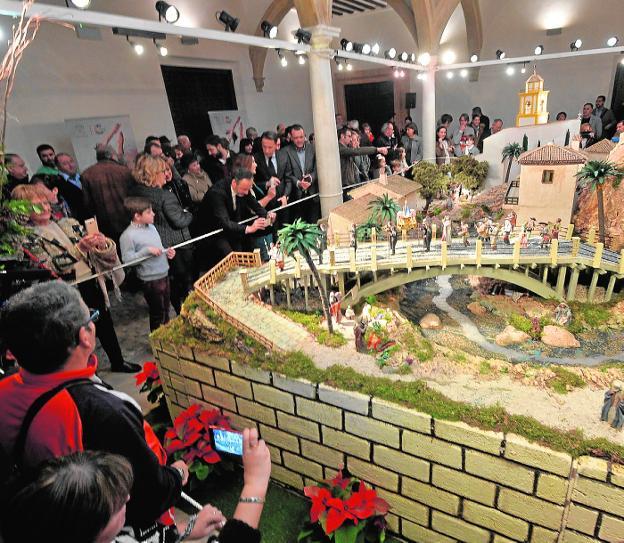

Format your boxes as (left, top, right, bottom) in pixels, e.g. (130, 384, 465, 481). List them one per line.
(515, 67, 549, 126)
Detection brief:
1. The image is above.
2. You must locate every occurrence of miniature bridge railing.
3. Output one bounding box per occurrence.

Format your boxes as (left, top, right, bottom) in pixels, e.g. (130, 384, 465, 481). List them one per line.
(237, 235, 624, 306)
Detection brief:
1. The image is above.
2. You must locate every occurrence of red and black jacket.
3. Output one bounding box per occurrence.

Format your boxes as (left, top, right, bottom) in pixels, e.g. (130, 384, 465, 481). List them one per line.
(0, 359, 181, 528)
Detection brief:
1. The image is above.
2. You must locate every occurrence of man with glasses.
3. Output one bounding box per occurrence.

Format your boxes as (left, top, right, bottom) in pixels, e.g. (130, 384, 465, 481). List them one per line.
(0, 281, 190, 533)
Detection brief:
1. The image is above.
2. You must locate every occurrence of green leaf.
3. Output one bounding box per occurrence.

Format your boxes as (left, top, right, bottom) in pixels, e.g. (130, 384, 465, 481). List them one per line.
(335, 524, 360, 543)
(193, 462, 212, 480)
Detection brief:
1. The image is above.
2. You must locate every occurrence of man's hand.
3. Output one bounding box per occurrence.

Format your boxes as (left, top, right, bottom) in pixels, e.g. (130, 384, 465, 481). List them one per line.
(246, 218, 267, 234)
(171, 460, 189, 485)
(278, 196, 288, 207)
(267, 183, 277, 201)
(166, 247, 176, 259)
(267, 212, 277, 224)
(265, 176, 281, 190)
(377, 147, 388, 155)
(299, 178, 312, 191)
(147, 247, 163, 257)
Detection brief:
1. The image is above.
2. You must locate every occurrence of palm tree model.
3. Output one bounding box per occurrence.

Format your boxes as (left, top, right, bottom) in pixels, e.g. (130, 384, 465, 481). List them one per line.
(576, 160, 624, 245)
(501, 143, 523, 184)
(368, 193, 401, 225)
(278, 218, 334, 334)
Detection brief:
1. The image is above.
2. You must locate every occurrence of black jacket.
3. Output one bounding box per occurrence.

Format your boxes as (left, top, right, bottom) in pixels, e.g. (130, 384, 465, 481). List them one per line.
(253, 150, 292, 209)
(282, 143, 318, 201)
(201, 155, 227, 184)
(55, 176, 89, 222)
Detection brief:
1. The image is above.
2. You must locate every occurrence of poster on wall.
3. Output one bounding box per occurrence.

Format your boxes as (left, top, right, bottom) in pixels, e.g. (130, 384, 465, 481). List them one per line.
(64, 114, 139, 170)
(208, 110, 249, 147)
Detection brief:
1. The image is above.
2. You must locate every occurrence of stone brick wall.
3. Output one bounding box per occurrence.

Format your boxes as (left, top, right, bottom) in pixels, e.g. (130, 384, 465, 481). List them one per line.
(152, 340, 624, 543)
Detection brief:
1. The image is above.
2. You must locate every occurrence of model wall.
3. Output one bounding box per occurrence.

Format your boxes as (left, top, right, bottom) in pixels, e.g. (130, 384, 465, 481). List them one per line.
(152, 339, 624, 543)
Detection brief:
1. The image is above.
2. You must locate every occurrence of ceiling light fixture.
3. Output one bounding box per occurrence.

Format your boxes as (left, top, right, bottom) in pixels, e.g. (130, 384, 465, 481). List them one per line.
(154, 39, 168, 56)
(506, 65, 515, 75)
(261, 21, 278, 39)
(353, 42, 371, 55)
(277, 49, 287, 67)
(446, 71, 454, 79)
(418, 52, 431, 66)
(216, 10, 239, 32)
(294, 28, 311, 44)
(534, 44, 544, 55)
(399, 51, 409, 62)
(441, 50, 456, 64)
(385, 47, 397, 59)
(570, 38, 582, 51)
(521, 62, 527, 73)
(607, 36, 619, 47)
(66, 0, 91, 8)
(346, 62, 353, 71)
(296, 52, 307, 65)
(127, 37, 144, 55)
(470, 53, 478, 63)
(155, 1, 179, 23)
(496, 49, 506, 60)
(341, 39, 353, 52)
(460, 68, 468, 78)
(371, 43, 380, 55)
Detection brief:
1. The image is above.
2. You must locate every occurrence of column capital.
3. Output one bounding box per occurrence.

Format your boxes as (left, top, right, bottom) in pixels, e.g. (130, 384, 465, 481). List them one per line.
(308, 24, 341, 50)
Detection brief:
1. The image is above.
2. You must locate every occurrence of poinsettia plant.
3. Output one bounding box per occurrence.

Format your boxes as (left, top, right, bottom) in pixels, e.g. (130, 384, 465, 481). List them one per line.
(135, 361, 164, 405)
(298, 469, 390, 543)
(164, 404, 233, 483)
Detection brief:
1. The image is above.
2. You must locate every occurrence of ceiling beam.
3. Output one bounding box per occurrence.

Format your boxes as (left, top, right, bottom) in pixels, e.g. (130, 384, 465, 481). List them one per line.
(333, 1, 359, 13)
(334, 0, 366, 12)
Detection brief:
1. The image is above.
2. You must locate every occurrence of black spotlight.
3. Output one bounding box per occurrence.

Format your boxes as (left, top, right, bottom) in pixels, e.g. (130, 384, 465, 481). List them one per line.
(216, 10, 239, 32)
(353, 42, 371, 55)
(294, 28, 311, 44)
(155, 1, 179, 23)
(534, 44, 544, 55)
(570, 38, 582, 51)
(399, 51, 409, 62)
(66, 0, 91, 8)
(384, 47, 397, 59)
(495, 49, 506, 60)
(340, 38, 353, 52)
(261, 20, 278, 39)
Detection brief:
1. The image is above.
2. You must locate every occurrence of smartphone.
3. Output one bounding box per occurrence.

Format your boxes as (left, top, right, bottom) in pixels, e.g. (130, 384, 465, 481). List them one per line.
(303, 174, 312, 182)
(85, 217, 99, 235)
(211, 427, 243, 456)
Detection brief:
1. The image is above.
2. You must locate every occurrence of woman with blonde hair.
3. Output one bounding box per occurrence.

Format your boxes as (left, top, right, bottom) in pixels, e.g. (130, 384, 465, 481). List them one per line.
(129, 154, 194, 313)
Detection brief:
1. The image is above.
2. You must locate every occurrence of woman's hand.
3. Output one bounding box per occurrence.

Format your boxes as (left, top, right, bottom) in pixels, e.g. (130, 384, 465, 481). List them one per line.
(241, 428, 271, 497)
(180, 504, 226, 541)
(78, 233, 105, 252)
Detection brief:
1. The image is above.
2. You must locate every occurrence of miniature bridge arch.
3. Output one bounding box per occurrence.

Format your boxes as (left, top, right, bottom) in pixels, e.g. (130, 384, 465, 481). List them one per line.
(343, 265, 562, 306)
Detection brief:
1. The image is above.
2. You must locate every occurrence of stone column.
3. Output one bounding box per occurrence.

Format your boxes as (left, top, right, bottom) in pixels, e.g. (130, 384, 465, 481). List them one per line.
(308, 25, 343, 217)
(421, 60, 437, 162)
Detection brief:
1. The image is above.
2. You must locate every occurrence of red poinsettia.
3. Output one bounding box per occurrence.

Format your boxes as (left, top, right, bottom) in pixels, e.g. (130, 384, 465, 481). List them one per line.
(367, 333, 382, 352)
(164, 404, 232, 482)
(300, 470, 390, 542)
(134, 361, 164, 405)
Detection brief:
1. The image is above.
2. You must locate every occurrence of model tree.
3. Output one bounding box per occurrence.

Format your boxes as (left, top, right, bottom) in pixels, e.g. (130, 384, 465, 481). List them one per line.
(445, 155, 489, 191)
(501, 143, 523, 184)
(368, 193, 400, 224)
(411, 162, 449, 210)
(576, 160, 624, 244)
(278, 218, 334, 334)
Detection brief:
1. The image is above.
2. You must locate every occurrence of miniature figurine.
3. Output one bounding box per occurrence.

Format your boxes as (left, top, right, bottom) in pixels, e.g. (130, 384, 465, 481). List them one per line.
(349, 223, 358, 253)
(551, 218, 561, 240)
(525, 217, 536, 237)
(360, 303, 372, 324)
(520, 226, 528, 248)
(354, 319, 367, 353)
(330, 291, 342, 324)
(268, 242, 285, 271)
(344, 305, 355, 321)
(422, 215, 432, 252)
(553, 302, 572, 326)
(441, 215, 452, 247)
(388, 221, 398, 255)
(490, 222, 500, 250)
(540, 223, 551, 249)
(317, 223, 327, 264)
(460, 220, 470, 247)
(503, 214, 514, 245)
(601, 380, 624, 429)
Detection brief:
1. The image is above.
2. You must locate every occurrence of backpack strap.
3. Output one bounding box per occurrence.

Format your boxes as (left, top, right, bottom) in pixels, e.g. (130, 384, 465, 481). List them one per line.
(12, 378, 94, 466)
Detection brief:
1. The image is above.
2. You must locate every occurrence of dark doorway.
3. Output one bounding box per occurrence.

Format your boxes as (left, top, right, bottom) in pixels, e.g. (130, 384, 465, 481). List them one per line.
(345, 80, 394, 135)
(611, 61, 624, 123)
(160, 65, 237, 150)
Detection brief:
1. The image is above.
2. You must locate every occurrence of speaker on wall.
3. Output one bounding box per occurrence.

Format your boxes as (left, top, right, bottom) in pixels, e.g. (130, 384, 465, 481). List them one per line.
(405, 92, 416, 109)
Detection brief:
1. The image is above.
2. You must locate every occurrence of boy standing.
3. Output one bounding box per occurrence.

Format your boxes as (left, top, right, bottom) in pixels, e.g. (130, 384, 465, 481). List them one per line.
(120, 197, 175, 331)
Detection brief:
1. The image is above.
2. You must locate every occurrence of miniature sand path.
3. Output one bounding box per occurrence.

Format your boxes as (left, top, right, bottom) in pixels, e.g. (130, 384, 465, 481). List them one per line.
(432, 275, 624, 366)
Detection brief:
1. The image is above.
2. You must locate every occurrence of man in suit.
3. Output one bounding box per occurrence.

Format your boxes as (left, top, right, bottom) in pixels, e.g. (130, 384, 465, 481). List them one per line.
(199, 168, 276, 262)
(283, 124, 319, 224)
(55, 152, 88, 221)
(339, 127, 386, 196)
(253, 130, 291, 225)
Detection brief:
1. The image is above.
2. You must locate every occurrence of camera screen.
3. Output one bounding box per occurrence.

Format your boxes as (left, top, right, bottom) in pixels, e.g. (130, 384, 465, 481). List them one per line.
(212, 428, 243, 456)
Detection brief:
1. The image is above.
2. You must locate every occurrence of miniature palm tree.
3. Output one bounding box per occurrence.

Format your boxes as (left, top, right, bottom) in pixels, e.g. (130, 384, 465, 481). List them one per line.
(356, 217, 381, 242)
(368, 193, 400, 224)
(576, 160, 624, 244)
(278, 218, 333, 334)
(501, 143, 523, 184)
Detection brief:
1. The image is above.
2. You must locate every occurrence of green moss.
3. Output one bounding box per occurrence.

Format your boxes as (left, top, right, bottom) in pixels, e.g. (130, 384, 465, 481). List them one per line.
(277, 309, 347, 348)
(599, 361, 624, 372)
(509, 313, 533, 334)
(451, 352, 467, 364)
(573, 303, 611, 327)
(479, 361, 492, 375)
(399, 326, 434, 362)
(549, 366, 586, 394)
(154, 296, 624, 462)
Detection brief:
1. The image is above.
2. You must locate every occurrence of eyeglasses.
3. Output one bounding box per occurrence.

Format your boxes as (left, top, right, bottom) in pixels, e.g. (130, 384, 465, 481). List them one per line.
(76, 309, 99, 342)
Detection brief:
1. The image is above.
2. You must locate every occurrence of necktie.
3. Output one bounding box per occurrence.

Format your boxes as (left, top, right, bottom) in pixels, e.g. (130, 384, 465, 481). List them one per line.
(268, 156, 277, 177)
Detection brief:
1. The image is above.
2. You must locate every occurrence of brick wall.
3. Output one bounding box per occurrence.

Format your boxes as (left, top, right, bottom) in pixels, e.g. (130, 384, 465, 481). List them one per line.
(152, 340, 624, 543)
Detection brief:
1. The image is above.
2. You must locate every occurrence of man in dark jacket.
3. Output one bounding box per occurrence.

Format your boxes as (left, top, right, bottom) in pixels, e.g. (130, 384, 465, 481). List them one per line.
(253, 131, 291, 225)
(283, 124, 319, 224)
(339, 127, 386, 193)
(0, 281, 188, 531)
(199, 168, 275, 262)
(55, 152, 88, 221)
(81, 145, 134, 243)
(3, 153, 29, 199)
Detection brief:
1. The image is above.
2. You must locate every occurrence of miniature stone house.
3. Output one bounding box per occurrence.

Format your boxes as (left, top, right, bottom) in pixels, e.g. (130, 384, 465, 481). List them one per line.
(504, 143, 586, 225)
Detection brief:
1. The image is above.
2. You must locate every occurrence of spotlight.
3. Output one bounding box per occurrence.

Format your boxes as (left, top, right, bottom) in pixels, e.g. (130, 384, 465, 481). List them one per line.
(371, 43, 380, 55)
(534, 44, 544, 55)
(410, 53, 416, 63)
(297, 53, 307, 65)
(570, 38, 582, 51)
(353, 42, 371, 54)
(399, 51, 408, 62)
(155, 40, 168, 56)
(261, 20, 278, 39)
(385, 48, 397, 59)
(341, 39, 353, 52)
(460, 68, 468, 78)
(470, 53, 478, 63)
(294, 28, 311, 44)
(393, 67, 400, 78)
(66, 0, 91, 8)
(216, 10, 239, 32)
(521, 63, 527, 74)
(506, 65, 515, 76)
(416, 73, 426, 81)
(446, 71, 454, 79)
(607, 36, 619, 47)
(155, 1, 179, 23)
(277, 49, 287, 67)
(337, 61, 344, 71)
(346, 62, 353, 71)
(127, 38, 144, 55)
(496, 49, 506, 60)
(418, 52, 431, 66)
(441, 50, 456, 64)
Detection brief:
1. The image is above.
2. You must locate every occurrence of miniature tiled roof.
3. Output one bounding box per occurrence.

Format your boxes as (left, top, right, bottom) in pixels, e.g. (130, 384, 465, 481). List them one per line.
(349, 174, 421, 199)
(584, 139, 616, 154)
(518, 143, 587, 165)
(330, 192, 377, 224)
(526, 72, 543, 84)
